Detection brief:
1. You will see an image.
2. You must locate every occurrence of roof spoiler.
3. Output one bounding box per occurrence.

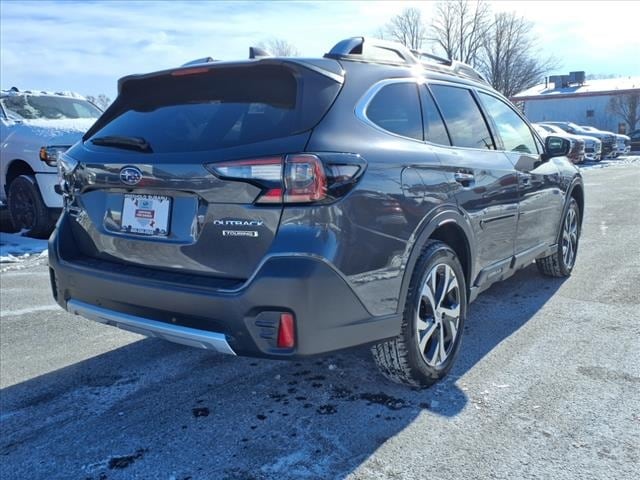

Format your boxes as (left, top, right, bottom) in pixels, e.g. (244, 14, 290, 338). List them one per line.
(181, 57, 217, 67)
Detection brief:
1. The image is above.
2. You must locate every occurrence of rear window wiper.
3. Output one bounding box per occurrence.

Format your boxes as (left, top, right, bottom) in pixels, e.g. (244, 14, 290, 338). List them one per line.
(90, 135, 153, 153)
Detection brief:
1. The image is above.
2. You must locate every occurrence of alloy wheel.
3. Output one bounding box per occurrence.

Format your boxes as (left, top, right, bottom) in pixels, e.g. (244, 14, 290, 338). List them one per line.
(416, 263, 461, 368)
(562, 204, 579, 268)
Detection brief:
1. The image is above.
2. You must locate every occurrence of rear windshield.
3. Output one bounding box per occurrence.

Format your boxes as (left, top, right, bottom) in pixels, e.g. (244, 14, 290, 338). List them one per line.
(87, 64, 341, 153)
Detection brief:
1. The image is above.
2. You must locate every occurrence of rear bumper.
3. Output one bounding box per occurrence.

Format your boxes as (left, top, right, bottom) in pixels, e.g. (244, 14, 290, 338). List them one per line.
(67, 299, 237, 354)
(49, 215, 401, 358)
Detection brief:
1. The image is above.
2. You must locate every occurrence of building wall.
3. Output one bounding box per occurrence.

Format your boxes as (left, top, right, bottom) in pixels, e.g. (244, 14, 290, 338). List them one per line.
(520, 93, 630, 133)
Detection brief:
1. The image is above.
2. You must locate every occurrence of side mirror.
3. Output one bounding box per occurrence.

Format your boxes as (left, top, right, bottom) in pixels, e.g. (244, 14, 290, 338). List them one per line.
(544, 135, 571, 159)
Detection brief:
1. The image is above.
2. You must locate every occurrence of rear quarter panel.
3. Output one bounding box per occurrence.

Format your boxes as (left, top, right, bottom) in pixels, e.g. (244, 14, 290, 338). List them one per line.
(300, 64, 456, 316)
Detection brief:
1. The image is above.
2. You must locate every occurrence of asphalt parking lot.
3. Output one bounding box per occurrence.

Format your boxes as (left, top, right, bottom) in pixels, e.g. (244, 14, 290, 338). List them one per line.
(1, 159, 639, 480)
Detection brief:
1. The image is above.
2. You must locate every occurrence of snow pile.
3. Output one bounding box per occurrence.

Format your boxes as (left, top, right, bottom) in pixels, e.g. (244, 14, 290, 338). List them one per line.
(21, 118, 96, 140)
(0, 232, 48, 263)
(1, 88, 86, 99)
(580, 154, 640, 170)
(23, 118, 95, 131)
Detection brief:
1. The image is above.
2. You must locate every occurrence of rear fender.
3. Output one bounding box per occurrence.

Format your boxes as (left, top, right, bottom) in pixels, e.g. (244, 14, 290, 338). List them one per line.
(396, 205, 476, 315)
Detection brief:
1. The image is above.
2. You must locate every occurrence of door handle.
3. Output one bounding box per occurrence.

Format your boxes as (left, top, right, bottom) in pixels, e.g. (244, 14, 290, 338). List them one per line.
(454, 172, 475, 186)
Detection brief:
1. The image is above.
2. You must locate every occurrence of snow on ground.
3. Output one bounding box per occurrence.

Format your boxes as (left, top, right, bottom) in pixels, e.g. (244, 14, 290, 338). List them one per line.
(0, 232, 48, 266)
(579, 154, 640, 170)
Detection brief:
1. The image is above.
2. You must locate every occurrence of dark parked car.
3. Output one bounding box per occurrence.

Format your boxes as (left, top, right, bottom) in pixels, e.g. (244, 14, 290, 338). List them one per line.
(628, 130, 640, 152)
(50, 37, 584, 387)
(545, 122, 616, 158)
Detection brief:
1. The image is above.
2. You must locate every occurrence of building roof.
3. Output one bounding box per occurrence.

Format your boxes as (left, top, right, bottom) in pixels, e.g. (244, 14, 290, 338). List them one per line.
(513, 77, 640, 100)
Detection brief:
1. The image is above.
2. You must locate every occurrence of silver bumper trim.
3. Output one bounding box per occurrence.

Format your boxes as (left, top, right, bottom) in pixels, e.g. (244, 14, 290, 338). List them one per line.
(67, 299, 236, 355)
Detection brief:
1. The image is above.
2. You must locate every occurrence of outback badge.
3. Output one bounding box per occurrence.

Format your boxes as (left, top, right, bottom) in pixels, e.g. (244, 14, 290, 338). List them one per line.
(214, 219, 262, 238)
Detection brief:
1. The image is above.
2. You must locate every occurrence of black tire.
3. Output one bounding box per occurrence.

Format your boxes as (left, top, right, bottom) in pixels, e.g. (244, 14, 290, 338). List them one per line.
(0, 208, 18, 233)
(7, 175, 56, 238)
(372, 240, 467, 388)
(536, 197, 580, 277)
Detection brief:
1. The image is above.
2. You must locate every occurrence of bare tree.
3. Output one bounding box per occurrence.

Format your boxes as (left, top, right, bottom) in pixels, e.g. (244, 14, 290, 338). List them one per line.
(86, 94, 111, 110)
(383, 8, 428, 50)
(430, 0, 491, 64)
(607, 93, 639, 132)
(479, 12, 558, 98)
(372, 26, 387, 41)
(258, 38, 299, 57)
(380, 1, 557, 97)
(96, 94, 111, 110)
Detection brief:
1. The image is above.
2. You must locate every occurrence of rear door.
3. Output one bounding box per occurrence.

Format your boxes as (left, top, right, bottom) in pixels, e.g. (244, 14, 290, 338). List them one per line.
(476, 91, 563, 255)
(67, 61, 342, 280)
(427, 83, 519, 278)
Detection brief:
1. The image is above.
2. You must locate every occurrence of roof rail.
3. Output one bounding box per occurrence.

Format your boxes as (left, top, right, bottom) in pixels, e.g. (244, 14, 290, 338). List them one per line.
(325, 37, 417, 65)
(249, 46, 272, 59)
(326, 36, 488, 84)
(410, 49, 452, 66)
(451, 60, 487, 83)
(181, 57, 217, 67)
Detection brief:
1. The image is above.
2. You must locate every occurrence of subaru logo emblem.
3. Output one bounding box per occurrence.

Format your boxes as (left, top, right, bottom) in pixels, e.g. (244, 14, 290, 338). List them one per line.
(119, 166, 142, 186)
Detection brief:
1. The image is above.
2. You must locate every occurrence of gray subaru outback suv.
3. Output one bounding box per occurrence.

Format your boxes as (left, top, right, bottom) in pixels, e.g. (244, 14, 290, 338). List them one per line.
(49, 37, 583, 387)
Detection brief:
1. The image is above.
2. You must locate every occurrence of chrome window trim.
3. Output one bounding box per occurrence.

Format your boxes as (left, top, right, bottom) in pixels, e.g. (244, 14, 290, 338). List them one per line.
(355, 77, 507, 153)
(355, 77, 426, 144)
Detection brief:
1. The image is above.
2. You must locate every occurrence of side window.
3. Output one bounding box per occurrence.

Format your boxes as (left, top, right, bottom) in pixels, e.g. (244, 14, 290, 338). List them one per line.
(71, 102, 98, 119)
(366, 83, 423, 141)
(429, 84, 494, 149)
(420, 86, 451, 145)
(478, 92, 537, 154)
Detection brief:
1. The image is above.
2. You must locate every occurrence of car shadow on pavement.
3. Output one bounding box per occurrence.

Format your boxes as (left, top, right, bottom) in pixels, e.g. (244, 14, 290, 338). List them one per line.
(0, 264, 565, 480)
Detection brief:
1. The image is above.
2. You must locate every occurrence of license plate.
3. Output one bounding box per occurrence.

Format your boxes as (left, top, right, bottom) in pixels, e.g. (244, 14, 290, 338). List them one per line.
(121, 194, 171, 236)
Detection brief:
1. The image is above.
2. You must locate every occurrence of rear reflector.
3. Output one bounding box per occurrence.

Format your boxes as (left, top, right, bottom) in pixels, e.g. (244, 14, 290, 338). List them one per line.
(277, 313, 296, 349)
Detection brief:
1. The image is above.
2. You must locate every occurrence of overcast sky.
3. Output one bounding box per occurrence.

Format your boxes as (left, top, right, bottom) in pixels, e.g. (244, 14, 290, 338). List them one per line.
(1, 0, 639, 99)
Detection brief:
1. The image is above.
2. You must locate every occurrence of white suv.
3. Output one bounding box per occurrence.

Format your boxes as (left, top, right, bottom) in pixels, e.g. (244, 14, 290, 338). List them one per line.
(0, 88, 101, 237)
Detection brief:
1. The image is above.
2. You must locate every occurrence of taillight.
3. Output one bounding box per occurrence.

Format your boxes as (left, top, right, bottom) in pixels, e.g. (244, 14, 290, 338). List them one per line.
(205, 153, 365, 205)
(283, 154, 327, 203)
(210, 156, 282, 182)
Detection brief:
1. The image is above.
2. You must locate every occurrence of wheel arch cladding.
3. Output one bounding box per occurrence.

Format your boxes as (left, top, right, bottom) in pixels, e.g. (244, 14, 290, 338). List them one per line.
(6, 159, 35, 187)
(430, 222, 472, 293)
(570, 183, 584, 226)
(397, 214, 473, 315)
